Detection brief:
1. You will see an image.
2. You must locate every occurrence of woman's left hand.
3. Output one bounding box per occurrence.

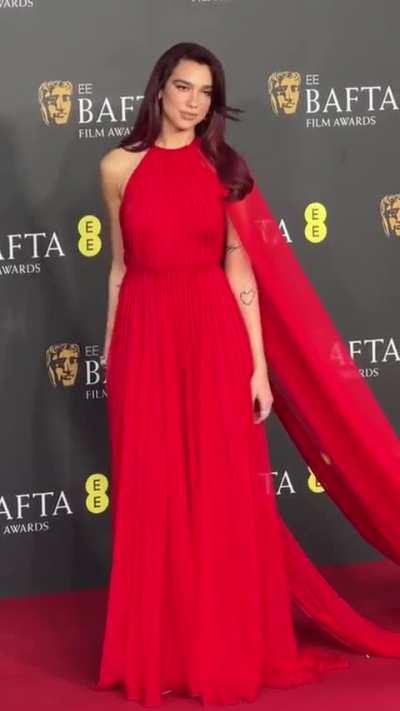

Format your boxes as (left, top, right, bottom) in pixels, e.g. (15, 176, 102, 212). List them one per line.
(250, 361, 273, 423)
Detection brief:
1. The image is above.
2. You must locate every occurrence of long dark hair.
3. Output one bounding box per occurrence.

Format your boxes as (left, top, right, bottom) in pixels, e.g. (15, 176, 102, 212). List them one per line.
(119, 42, 253, 202)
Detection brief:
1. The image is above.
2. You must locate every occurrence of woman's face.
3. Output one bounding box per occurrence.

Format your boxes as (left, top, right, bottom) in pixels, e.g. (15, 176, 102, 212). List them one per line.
(158, 58, 213, 132)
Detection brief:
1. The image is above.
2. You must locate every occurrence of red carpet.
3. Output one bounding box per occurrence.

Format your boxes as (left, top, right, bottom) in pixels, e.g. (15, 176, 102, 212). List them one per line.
(1, 560, 400, 710)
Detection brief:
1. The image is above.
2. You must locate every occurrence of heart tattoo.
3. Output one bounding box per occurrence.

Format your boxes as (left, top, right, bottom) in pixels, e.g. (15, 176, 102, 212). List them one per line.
(240, 288, 256, 305)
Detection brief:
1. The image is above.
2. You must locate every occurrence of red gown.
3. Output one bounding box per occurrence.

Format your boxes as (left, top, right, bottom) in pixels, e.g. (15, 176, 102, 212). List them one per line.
(96, 135, 400, 706)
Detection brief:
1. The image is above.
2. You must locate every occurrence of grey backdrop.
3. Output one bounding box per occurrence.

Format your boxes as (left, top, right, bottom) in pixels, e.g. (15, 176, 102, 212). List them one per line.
(0, 0, 399, 597)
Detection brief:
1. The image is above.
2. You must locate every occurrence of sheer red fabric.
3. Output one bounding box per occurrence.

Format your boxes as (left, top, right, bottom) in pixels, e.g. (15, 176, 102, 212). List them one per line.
(96, 138, 400, 707)
(225, 174, 400, 655)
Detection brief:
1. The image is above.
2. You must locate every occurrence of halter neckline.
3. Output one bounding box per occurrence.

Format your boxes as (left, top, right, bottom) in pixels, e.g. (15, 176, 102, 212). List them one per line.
(152, 135, 198, 152)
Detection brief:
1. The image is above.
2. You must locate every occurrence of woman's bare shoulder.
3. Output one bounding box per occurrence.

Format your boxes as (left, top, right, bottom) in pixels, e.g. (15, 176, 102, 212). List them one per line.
(99, 145, 145, 175)
(99, 145, 149, 197)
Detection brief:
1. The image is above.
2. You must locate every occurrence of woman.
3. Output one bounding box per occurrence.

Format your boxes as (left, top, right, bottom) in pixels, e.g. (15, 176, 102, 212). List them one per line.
(96, 42, 400, 706)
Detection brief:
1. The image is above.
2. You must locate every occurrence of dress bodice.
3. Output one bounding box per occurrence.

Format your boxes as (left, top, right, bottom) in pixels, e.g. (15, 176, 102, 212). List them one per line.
(119, 136, 228, 273)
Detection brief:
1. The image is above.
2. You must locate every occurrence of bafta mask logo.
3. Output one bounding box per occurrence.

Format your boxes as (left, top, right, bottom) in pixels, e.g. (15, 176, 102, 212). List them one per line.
(268, 71, 301, 116)
(38, 81, 73, 125)
(46, 343, 81, 388)
(380, 194, 400, 238)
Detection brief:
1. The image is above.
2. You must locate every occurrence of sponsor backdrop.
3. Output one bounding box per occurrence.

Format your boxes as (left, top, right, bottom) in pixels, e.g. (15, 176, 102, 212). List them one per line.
(0, 0, 398, 597)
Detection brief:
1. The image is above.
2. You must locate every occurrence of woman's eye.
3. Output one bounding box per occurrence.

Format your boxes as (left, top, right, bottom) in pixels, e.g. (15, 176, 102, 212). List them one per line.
(175, 85, 211, 96)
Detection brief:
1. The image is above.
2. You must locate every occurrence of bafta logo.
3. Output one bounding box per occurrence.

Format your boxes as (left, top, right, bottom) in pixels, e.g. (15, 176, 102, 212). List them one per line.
(380, 194, 400, 238)
(253, 216, 284, 247)
(38, 81, 73, 126)
(268, 71, 301, 116)
(46, 343, 81, 388)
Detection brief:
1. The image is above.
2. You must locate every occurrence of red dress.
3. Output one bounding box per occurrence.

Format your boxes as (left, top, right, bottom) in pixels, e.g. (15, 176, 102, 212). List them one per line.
(96, 135, 398, 706)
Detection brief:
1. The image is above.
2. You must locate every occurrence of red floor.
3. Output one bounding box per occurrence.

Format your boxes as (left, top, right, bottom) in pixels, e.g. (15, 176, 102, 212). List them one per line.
(1, 560, 400, 710)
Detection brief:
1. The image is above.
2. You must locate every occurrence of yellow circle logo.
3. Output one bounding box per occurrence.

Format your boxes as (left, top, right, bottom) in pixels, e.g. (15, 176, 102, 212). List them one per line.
(304, 202, 327, 243)
(307, 467, 325, 493)
(78, 215, 102, 256)
(85, 473, 109, 513)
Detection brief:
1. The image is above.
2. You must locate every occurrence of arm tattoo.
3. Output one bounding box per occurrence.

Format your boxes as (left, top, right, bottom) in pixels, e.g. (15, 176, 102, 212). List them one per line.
(225, 241, 241, 255)
(239, 287, 256, 306)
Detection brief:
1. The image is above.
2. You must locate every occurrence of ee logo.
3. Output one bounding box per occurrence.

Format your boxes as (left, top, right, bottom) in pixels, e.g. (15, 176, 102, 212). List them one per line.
(78, 215, 102, 256)
(307, 467, 325, 494)
(85, 473, 109, 513)
(304, 202, 327, 243)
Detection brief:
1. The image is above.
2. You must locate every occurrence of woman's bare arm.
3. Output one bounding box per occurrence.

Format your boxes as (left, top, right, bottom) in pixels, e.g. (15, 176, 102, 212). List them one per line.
(223, 213, 267, 373)
(100, 147, 148, 363)
(223, 213, 273, 421)
(99, 150, 128, 363)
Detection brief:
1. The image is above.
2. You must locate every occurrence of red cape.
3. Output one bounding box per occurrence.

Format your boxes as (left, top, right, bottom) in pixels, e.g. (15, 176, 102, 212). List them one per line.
(225, 173, 400, 656)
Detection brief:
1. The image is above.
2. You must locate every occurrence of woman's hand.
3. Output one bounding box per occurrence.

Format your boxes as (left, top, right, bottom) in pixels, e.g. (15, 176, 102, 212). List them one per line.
(250, 361, 273, 423)
(100, 340, 109, 369)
